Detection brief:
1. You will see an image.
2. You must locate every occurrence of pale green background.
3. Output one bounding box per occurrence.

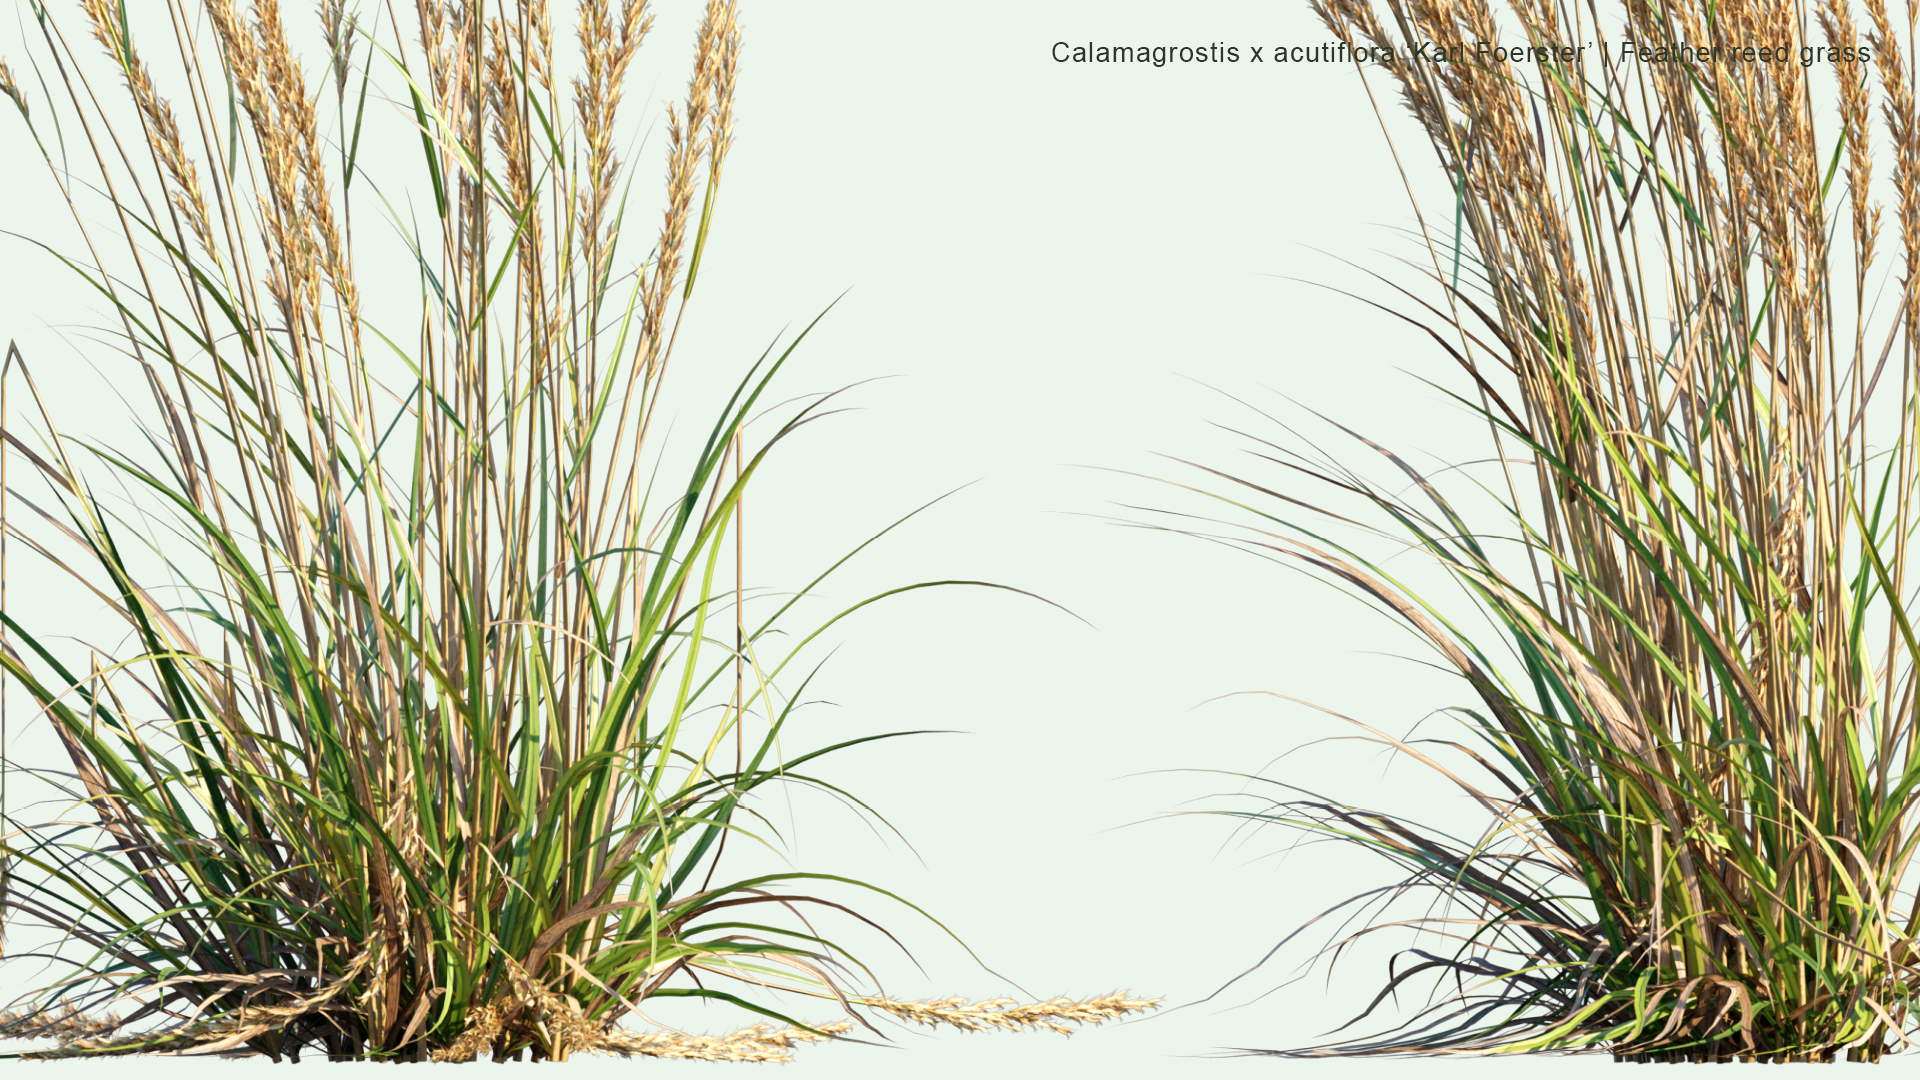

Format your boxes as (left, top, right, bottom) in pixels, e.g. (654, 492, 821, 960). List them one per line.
(0, 0, 1647, 1074)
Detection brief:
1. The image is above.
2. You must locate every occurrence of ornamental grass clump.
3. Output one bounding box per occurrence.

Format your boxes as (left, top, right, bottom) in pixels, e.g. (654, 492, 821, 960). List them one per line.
(1170, 0, 1920, 1063)
(0, 0, 1156, 1062)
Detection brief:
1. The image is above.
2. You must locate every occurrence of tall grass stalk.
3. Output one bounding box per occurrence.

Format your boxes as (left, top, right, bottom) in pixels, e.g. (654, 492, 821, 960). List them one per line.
(1174, 0, 1920, 1062)
(0, 0, 1154, 1061)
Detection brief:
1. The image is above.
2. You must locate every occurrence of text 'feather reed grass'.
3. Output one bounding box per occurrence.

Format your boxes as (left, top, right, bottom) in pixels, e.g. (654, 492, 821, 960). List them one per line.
(1164, 0, 1920, 1064)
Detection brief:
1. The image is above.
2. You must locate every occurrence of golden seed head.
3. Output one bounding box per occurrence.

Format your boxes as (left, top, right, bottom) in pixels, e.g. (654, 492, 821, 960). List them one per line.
(861, 991, 1163, 1036)
(0, 57, 24, 117)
